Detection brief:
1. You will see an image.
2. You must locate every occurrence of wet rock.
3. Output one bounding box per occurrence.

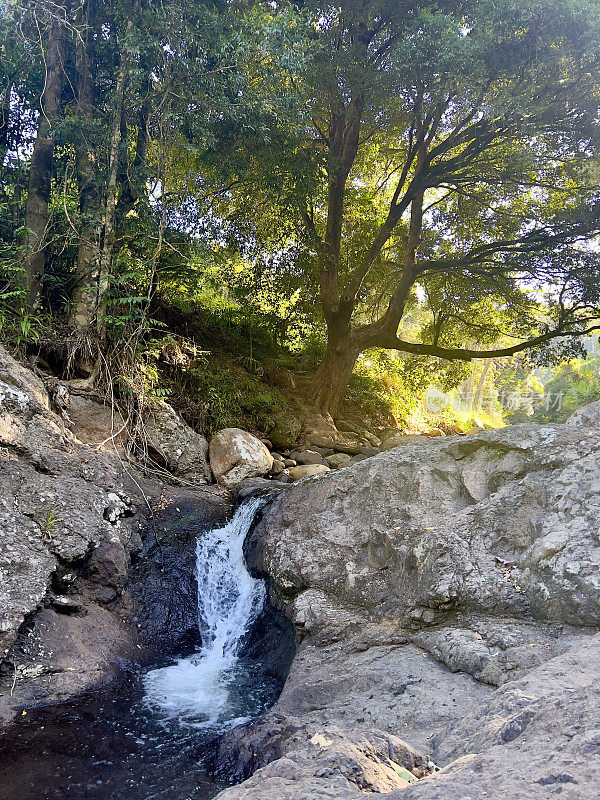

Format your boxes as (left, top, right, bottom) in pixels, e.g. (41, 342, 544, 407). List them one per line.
(50, 595, 83, 614)
(233, 477, 288, 502)
(209, 428, 273, 489)
(128, 488, 229, 658)
(0, 345, 227, 729)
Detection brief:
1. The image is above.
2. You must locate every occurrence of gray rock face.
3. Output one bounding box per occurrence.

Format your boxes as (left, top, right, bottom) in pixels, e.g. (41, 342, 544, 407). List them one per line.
(217, 404, 600, 800)
(66, 393, 126, 452)
(145, 401, 212, 484)
(0, 345, 143, 724)
(252, 417, 600, 629)
(209, 428, 273, 489)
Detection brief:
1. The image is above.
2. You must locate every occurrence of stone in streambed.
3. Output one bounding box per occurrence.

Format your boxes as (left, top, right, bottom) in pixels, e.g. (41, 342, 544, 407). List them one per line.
(325, 452, 352, 469)
(233, 477, 288, 502)
(287, 464, 330, 480)
(209, 428, 273, 490)
(289, 449, 326, 466)
(269, 458, 287, 475)
(145, 401, 212, 484)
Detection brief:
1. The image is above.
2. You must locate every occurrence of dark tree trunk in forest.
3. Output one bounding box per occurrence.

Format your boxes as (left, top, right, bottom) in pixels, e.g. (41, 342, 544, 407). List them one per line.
(24, 8, 67, 307)
(0, 83, 11, 172)
(116, 65, 151, 218)
(70, 1, 139, 345)
(312, 329, 361, 416)
(70, 0, 102, 332)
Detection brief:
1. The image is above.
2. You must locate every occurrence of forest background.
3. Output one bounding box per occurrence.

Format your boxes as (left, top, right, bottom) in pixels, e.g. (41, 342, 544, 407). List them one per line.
(2, 0, 600, 440)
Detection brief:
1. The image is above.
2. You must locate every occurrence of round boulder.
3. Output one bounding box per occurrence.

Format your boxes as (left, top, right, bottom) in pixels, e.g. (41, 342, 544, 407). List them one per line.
(268, 411, 303, 451)
(325, 452, 353, 469)
(209, 428, 273, 489)
(565, 400, 600, 429)
(289, 449, 326, 466)
(145, 401, 212, 484)
(287, 464, 330, 481)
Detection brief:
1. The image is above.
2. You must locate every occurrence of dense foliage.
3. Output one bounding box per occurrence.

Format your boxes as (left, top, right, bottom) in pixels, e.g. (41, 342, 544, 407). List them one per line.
(1, 0, 600, 424)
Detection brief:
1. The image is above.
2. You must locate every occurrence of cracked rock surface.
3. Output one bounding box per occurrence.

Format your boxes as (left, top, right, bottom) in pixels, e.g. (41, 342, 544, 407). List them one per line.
(216, 404, 600, 799)
(0, 345, 145, 724)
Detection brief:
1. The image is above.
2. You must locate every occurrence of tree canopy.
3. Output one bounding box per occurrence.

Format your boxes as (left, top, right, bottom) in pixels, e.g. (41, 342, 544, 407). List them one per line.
(1, 0, 600, 414)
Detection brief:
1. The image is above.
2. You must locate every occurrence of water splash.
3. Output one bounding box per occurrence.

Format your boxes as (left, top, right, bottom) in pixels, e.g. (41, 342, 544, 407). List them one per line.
(143, 497, 267, 728)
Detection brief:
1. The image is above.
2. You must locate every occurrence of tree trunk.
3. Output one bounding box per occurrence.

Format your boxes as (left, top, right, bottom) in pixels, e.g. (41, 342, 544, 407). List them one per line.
(0, 82, 12, 174)
(312, 332, 360, 417)
(116, 85, 151, 216)
(92, 4, 142, 338)
(473, 359, 492, 410)
(70, 0, 102, 332)
(94, 38, 128, 336)
(24, 8, 67, 307)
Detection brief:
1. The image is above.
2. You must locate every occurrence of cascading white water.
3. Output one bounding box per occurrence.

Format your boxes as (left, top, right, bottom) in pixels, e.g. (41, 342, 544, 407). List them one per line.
(142, 497, 267, 728)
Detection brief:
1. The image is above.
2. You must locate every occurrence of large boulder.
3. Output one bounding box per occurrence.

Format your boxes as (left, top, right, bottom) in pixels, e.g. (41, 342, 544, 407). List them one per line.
(216, 631, 600, 800)
(66, 394, 126, 452)
(209, 428, 273, 489)
(251, 410, 600, 629)
(268, 411, 303, 451)
(144, 401, 212, 484)
(215, 401, 600, 800)
(0, 345, 231, 730)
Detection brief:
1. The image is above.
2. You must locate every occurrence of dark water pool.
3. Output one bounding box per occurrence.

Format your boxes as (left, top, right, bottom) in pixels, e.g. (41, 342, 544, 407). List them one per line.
(0, 677, 223, 800)
(0, 498, 296, 800)
(0, 656, 282, 800)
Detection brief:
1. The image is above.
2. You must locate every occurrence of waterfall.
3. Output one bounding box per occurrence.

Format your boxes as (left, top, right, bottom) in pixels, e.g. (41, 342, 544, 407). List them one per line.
(143, 497, 267, 728)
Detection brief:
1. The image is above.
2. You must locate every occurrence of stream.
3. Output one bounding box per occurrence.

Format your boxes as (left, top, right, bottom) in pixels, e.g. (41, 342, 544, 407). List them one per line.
(0, 498, 287, 800)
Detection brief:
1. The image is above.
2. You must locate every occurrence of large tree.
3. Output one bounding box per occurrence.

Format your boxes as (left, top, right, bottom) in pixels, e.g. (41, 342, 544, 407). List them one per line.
(22, 0, 68, 308)
(269, 0, 600, 414)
